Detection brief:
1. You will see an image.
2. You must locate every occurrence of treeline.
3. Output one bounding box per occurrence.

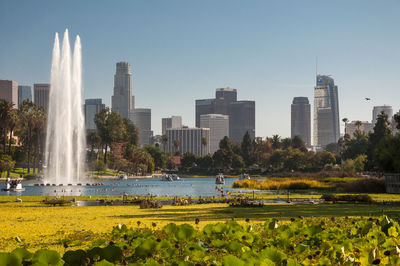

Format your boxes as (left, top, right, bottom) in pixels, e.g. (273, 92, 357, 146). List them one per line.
(0, 99, 46, 176)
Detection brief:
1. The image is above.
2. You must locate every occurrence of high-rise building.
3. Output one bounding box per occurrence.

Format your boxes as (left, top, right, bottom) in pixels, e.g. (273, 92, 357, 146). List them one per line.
(112, 62, 134, 119)
(372, 105, 393, 125)
(162, 116, 182, 135)
(131, 108, 153, 147)
(313, 75, 340, 148)
(84, 99, 105, 132)
(18, 85, 32, 107)
(291, 97, 311, 147)
(165, 127, 210, 156)
(0, 80, 18, 108)
(34, 83, 50, 113)
(200, 114, 229, 153)
(195, 88, 255, 142)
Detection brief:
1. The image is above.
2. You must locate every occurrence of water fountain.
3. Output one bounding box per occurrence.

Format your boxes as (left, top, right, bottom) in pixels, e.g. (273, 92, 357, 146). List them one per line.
(44, 29, 86, 184)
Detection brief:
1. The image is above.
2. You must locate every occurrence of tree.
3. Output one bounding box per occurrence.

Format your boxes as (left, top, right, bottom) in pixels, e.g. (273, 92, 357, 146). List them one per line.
(368, 112, 392, 169)
(0, 99, 14, 154)
(0, 154, 15, 177)
(374, 134, 400, 173)
(123, 118, 139, 146)
(144, 145, 166, 169)
(342, 118, 349, 135)
(232, 154, 245, 169)
(196, 154, 214, 170)
(291, 135, 307, 152)
(219, 136, 233, 151)
(94, 108, 126, 165)
(161, 134, 168, 152)
(241, 131, 254, 167)
(87, 131, 101, 159)
(394, 112, 400, 131)
(173, 139, 180, 155)
(281, 138, 292, 150)
(125, 145, 154, 175)
(201, 137, 208, 155)
(271, 135, 281, 150)
(341, 130, 369, 160)
(181, 152, 197, 169)
(355, 120, 362, 131)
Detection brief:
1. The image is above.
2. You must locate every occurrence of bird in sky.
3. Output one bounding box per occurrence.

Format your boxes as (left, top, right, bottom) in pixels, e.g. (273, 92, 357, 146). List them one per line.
(365, 98, 371, 101)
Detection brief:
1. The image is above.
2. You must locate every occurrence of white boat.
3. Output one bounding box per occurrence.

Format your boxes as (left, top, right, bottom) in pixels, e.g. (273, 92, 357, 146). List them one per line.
(118, 174, 128, 180)
(216, 173, 225, 185)
(2, 178, 25, 192)
(161, 174, 173, 182)
(171, 174, 181, 181)
(239, 173, 251, 180)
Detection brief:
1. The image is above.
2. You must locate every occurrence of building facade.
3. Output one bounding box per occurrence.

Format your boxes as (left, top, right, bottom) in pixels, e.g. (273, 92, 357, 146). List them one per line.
(200, 114, 229, 153)
(112, 62, 134, 119)
(18, 85, 32, 107)
(34, 83, 50, 113)
(84, 99, 105, 131)
(162, 116, 182, 135)
(131, 108, 153, 147)
(345, 121, 374, 137)
(165, 127, 210, 156)
(372, 105, 393, 125)
(291, 97, 311, 147)
(0, 80, 18, 108)
(195, 87, 255, 142)
(313, 75, 340, 149)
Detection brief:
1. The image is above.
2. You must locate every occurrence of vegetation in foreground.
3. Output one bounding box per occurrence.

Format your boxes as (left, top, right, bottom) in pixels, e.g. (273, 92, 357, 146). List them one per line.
(2, 202, 400, 253)
(2, 215, 400, 265)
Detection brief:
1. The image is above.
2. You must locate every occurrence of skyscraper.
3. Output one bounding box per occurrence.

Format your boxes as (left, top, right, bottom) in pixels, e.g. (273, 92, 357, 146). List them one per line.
(34, 83, 50, 113)
(200, 114, 229, 153)
(195, 88, 255, 142)
(0, 80, 18, 108)
(18, 85, 32, 107)
(313, 75, 340, 148)
(131, 108, 153, 147)
(291, 97, 311, 147)
(112, 62, 134, 119)
(372, 105, 393, 125)
(84, 99, 105, 132)
(162, 116, 182, 135)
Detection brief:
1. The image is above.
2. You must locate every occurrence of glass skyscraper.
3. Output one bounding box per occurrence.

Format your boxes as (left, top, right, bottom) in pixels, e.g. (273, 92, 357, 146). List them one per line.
(313, 75, 340, 149)
(18, 85, 32, 107)
(112, 62, 134, 119)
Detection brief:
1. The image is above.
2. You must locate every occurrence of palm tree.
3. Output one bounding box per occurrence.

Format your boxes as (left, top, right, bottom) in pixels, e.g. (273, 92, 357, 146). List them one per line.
(161, 134, 168, 153)
(355, 120, 362, 131)
(7, 109, 19, 155)
(32, 107, 46, 173)
(342, 118, 348, 135)
(0, 99, 14, 154)
(173, 139, 180, 155)
(201, 137, 207, 155)
(272, 134, 281, 150)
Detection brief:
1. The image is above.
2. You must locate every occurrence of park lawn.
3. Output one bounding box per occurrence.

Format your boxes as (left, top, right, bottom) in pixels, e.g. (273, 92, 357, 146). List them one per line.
(1, 201, 400, 252)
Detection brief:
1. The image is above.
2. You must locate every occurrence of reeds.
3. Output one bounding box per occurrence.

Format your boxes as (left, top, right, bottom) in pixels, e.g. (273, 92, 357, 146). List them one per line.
(232, 178, 328, 190)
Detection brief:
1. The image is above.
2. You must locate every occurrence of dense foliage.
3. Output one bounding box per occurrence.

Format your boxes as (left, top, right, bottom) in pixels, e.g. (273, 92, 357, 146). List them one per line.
(2, 216, 400, 265)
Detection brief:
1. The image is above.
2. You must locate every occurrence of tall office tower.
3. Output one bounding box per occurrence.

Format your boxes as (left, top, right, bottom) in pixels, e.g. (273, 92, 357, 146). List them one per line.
(165, 127, 210, 156)
(313, 75, 340, 149)
(84, 99, 105, 132)
(18, 85, 32, 107)
(112, 62, 134, 119)
(0, 80, 18, 108)
(132, 108, 153, 147)
(195, 88, 255, 142)
(229, 101, 255, 141)
(372, 105, 393, 125)
(162, 116, 182, 135)
(291, 97, 311, 147)
(200, 114, 229, 154)
(34, 83, 50, 113)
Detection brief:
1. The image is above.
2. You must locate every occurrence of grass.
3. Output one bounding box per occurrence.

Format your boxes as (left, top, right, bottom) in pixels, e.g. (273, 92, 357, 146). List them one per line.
(1, 200, 400, 252)
(233, 178, 329, 190)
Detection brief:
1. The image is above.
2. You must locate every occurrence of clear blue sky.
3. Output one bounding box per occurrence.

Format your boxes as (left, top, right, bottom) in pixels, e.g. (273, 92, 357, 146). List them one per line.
(1, 0, 399, 137)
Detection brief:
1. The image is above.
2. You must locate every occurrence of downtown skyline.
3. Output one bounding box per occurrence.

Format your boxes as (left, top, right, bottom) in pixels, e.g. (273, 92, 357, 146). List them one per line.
(1, 0, 400, 137)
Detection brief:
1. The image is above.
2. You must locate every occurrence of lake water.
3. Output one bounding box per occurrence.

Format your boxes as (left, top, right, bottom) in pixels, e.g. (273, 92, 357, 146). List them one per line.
(0, 177, 241, 197)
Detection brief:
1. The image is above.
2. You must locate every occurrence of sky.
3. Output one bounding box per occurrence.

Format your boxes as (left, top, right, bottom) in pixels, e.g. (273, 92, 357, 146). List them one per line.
(1, 0, 399, 137)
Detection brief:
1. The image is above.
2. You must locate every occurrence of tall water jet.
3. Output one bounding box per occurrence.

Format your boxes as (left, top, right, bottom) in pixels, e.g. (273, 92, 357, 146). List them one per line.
(45, 29, 86, 184)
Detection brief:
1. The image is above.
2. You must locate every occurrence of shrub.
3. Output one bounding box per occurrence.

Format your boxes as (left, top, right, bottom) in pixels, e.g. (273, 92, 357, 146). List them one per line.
(232, 178, 328, 190)
(337, 178, 386, 193)
(321, 194, 373, 203)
